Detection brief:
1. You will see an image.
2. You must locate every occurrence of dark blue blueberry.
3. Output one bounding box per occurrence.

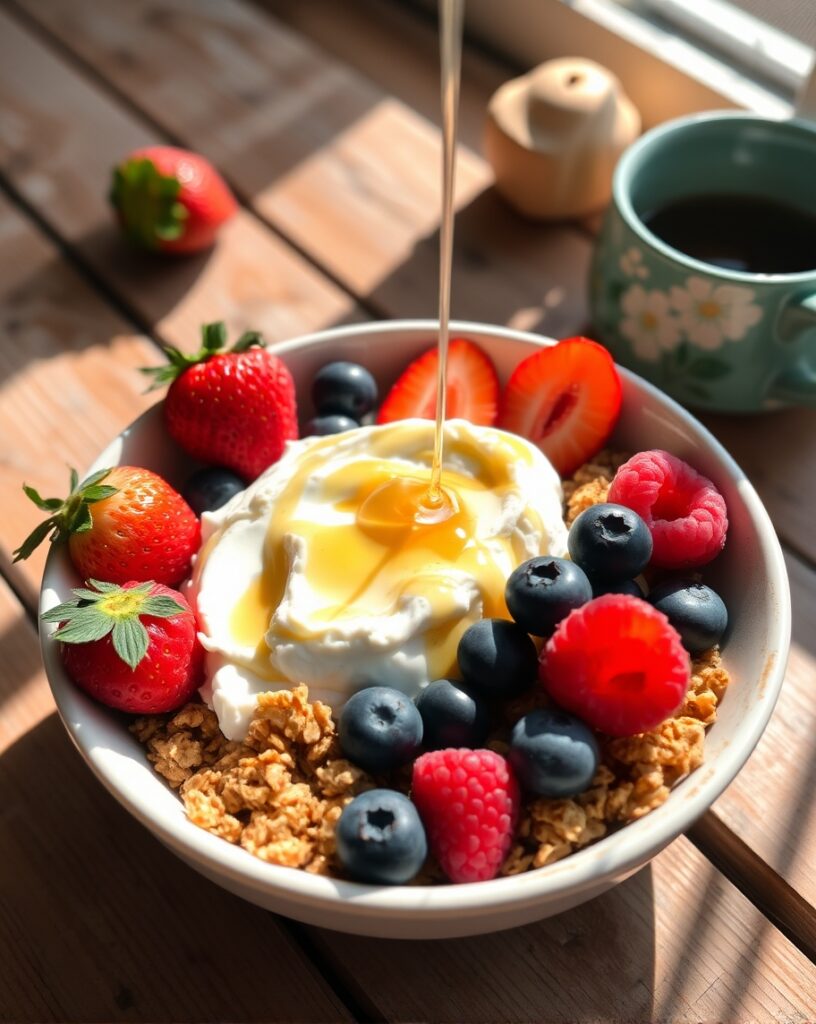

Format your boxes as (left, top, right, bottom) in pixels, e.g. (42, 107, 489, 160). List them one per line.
(181, 467, 245, 515)
(304, 413, 359, 436)
(592, 577, 645, 599)
(457, 618, 538, 700)
(649, 579, 728, 654)
(568, 503, 653, 582)
(415, 679, 490, 750)
(336, 789, 427, 885)
(312, 361, 378, 419)
(508, 708, 600, 798)
(505, 557, 593, 637)
(339, 686, 423, 773)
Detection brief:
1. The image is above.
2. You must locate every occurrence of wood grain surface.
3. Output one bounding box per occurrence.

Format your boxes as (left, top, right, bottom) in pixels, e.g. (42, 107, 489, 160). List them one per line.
(20, 0, 816, 565)
(12, 0, 592, 338)
(1, 1, 816, 1021)
(0, 6, 358, 348)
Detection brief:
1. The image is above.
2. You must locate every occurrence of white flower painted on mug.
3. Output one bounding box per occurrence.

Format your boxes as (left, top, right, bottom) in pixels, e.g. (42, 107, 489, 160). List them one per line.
(669, 276, 762, 350)
(619, 246, 649, 279)
(620, 284, 681, 362)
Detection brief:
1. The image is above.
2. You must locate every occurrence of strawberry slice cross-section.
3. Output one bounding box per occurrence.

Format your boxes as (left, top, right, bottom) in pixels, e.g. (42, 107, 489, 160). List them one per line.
(376, 338, 499, 426)
(498, 336, 622, 476)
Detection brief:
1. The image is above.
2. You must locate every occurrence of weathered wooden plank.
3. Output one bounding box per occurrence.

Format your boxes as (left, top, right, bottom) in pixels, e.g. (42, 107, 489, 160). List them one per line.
(0, 6, 358, 348)
(692, 552, 816, 927)
(308, 833, 816, 1024)
(22, 0, 816, 563)
(267, 0, 507, 153)
(12, 0, 592, 338)
(0, 194, 156, 605)
(0, 575, 353, 1023)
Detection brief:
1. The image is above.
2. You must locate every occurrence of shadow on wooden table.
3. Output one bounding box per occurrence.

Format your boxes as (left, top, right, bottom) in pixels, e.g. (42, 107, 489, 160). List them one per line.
(0, 712, 351, 1023)
(0, 708, 656, 1023)
(363, 187, 592, 340)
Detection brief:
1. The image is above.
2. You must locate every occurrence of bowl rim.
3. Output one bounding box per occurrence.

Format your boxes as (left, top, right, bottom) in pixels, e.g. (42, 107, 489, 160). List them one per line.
(39, 318, 791, 919)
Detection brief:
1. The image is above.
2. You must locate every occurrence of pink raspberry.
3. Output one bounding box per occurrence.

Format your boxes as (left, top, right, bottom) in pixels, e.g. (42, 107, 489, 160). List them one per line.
(411, 749, 519, 883)
(608, 450, 728, 569)
(540, 594, 690, 736)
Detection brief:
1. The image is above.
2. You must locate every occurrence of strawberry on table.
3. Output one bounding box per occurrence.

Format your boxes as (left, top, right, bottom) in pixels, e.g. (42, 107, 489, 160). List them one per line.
(110, 145, 237, 254)
(42, 579, 203, 714)
(144, 321, 298, 481)
(498, 336, 622, 476)
(376, 338, 499, 426)
(15, 466, 200, 587)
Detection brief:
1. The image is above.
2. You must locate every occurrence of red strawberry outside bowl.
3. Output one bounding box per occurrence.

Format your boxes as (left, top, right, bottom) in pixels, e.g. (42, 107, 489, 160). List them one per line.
(38, 320, 790, 939)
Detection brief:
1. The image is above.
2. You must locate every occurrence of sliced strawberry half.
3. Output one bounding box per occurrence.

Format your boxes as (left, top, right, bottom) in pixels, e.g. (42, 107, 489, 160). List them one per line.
(498, 337, 622, 476)
(376, 338, 499, 426)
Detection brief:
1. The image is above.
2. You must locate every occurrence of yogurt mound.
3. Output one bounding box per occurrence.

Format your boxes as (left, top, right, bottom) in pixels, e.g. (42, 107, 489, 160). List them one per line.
(189, 418, 568, 740)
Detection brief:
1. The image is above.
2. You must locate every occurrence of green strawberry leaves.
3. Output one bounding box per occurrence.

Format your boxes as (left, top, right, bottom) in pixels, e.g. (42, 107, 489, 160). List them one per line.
(42, 579, 185, 670)
(14, 468, 119, 562)
(109, 156, 188, 249)
(140, 321, 267, 391)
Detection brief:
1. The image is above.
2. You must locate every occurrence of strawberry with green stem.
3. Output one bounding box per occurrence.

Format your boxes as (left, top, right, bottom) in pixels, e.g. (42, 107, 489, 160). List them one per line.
(43, 579, 203, 714)
(110, 145, 237, 254)
(143, 321, 298, 481)
(15, 465, 200, 587)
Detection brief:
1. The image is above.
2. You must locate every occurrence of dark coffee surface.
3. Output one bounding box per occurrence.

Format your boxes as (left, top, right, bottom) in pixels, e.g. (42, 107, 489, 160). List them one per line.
(641, 193, 816, 274)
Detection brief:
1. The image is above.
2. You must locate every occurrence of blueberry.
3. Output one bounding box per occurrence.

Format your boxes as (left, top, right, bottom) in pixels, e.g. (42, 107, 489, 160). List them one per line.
(181, 467, 245, 515)
(508, 709, 599, 798)
(415, 679, 490, 749)
(312, 361, 378, 419)
(649, 579, 728, 654)
(336, 789, 427, 885)
(505, 557, 592, 637)
(304, 413, 359, 436)
(592, 578, 645, 599)
(339, 686, 423, 773)
(568, 503, 653, 582)
(457, 618, 538, 700)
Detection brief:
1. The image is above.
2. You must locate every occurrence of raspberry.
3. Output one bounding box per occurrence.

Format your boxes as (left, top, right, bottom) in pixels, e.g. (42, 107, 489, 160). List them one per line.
(411, 749, 519, 883)
(540, 595, 690, 736)
(607, 450, 728, 569)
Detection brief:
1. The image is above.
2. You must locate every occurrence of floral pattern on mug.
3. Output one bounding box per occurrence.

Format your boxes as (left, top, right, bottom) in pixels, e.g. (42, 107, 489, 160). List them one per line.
(619, 247, 649, 279)
(620, 284, 681, 362)
(669, 276, 762, 350)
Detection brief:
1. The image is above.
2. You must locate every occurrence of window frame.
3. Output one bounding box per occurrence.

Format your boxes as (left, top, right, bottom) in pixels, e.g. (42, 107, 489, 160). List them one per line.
(453, 0, 815, 128)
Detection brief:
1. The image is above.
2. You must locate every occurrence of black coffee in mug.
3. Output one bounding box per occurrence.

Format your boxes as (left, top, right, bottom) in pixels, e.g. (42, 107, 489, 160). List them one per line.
(641, 193, 816, 275)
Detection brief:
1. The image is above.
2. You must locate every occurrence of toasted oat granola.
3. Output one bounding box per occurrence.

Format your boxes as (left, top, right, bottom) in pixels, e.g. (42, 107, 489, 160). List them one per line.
(132, 452, 731, 881)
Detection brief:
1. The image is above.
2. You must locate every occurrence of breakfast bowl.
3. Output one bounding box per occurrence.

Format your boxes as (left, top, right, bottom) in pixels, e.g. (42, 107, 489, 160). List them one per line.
(38, 319, 790, 939)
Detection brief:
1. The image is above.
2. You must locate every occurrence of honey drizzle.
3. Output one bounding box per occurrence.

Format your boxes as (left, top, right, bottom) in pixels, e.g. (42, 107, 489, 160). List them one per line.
(424, 0, 464, 518)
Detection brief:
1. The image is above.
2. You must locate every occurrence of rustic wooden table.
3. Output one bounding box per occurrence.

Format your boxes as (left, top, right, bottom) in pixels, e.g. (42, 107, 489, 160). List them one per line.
(1, 1, 816, 1021)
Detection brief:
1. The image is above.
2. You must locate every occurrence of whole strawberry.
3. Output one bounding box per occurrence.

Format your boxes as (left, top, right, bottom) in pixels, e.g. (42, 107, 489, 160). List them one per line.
(15, 466, 200, 586)
(110, 145, 237, 254)
(144, 322, 298, 481)
(42, 579, 203, 713)
(412, 748, 520, 883)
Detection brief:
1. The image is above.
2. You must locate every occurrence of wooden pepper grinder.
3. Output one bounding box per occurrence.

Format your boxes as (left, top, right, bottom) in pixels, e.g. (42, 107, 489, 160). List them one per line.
(484, 57, 640, 220)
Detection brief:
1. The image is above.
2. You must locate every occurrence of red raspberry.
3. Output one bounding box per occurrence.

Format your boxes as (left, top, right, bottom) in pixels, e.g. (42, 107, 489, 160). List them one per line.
(607, 450, 728, 569)
(411, 749, 519, 883)
(540, 594, 690, 736)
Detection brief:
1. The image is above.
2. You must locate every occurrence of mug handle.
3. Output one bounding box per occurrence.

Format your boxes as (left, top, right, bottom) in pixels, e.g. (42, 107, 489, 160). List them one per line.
(767, 292, 816, 406)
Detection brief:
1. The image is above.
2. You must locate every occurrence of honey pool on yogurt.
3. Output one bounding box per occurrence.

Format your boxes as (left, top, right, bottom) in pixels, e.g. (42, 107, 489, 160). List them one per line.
(221, 421, 549, 684)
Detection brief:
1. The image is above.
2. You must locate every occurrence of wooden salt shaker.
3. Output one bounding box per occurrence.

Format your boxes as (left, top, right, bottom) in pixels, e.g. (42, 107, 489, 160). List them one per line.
(484, 57, 640, 220)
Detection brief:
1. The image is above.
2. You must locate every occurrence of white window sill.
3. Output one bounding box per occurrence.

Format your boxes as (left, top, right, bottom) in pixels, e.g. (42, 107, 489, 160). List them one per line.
(416, 0, 815, 127)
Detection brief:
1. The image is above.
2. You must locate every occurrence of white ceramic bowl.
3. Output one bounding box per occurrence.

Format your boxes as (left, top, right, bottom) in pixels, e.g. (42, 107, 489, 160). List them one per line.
(39, 320, 790, 939)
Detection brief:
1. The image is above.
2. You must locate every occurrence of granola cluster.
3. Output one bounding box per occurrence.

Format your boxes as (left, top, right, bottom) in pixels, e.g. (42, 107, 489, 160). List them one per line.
(133, 451, 731, 881)
(133, 685, 373, 874)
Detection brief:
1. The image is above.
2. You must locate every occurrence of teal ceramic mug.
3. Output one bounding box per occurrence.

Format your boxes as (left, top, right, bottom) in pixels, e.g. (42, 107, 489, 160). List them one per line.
(590, 112, 816, 412)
